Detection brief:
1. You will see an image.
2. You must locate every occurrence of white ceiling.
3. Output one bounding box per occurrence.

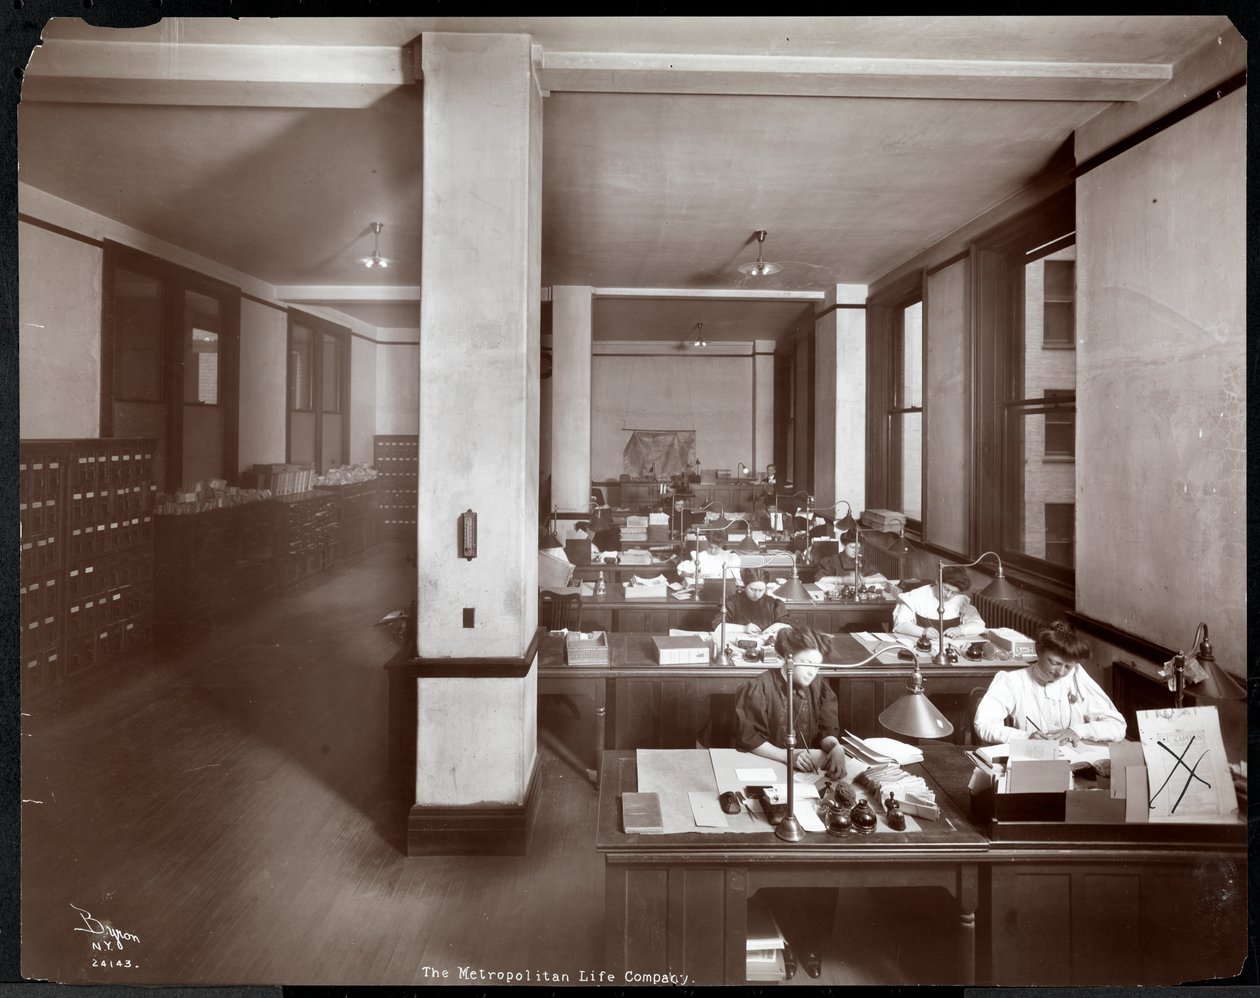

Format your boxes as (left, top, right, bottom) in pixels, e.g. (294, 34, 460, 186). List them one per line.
(17, 15, 1234, 341)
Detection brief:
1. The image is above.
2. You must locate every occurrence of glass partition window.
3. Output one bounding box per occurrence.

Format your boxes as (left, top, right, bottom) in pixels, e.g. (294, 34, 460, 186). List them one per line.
(102, 242, 239, 492)
(183, 290, 221, 406)
(112, 268, 164, 402)
(287, 312, 349, 473)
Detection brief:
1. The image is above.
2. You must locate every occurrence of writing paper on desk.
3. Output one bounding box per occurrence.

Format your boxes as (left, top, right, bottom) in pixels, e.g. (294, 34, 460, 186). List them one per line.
(737, 767, 777, 783)
(1009, 740, 1061, 761)
(687, 792, 730, 828)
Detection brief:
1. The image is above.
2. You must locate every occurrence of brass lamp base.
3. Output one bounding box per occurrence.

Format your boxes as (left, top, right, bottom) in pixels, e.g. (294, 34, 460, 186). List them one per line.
(774, 813, 806, 842)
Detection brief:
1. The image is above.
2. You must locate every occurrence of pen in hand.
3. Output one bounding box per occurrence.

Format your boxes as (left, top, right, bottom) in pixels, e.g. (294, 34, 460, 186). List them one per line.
(1025, 716, 1043, 735)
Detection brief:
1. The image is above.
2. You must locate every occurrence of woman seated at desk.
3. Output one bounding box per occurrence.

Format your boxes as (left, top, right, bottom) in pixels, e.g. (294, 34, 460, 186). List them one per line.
(677, 539, 741, 585)
(733, 625, 843, 979)
(734, 626, 847, 777)
(892, 566, 986, 640)
(814, 530, 860, 579)
(713, 568, 787, 632)
(974, 620, 1126, 746)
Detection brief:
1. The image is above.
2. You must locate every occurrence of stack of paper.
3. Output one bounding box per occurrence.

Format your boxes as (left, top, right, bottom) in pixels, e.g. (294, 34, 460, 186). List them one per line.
(854, 763, 940, 820)
(842, 731, 922, 766)
(746, 895, 787, 982)
(618, 548, 653, 565)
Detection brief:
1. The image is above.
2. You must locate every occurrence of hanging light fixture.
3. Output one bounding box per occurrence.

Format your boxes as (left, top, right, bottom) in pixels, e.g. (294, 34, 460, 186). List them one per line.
(691, 322, 707, 348)
(360, 222, 393, 269)
(737, 230, 782, 278)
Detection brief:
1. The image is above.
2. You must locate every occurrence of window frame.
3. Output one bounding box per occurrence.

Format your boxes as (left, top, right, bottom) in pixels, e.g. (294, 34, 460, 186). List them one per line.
(285, 309, 351, 474)
(100, 240, 240, 492)
(866, 270, 925, 531)
(970, 186, 1076, 591)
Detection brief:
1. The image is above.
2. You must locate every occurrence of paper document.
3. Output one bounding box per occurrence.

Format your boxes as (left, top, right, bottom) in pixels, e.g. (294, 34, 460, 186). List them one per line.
(687, 791, 730, 828)
(1009, 740, 1061, 761)
(736, 767, 777, 783)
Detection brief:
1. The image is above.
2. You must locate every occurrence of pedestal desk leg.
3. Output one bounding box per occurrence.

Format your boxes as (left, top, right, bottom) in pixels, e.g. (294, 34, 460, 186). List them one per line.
(959, 863, 978, 984)
(592, 704, 606, 787)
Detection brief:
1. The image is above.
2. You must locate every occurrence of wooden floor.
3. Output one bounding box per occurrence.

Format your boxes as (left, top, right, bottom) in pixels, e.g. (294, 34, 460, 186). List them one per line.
(21, 543, 963, 986)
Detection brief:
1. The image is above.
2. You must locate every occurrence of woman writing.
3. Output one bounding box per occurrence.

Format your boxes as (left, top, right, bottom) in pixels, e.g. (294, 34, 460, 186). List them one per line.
(973, 620, 1126, 745)
(714, 568, 788, 632)
(734, 626, 847, 777)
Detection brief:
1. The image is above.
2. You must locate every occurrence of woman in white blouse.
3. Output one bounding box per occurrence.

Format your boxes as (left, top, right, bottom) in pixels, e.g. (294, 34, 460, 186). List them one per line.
(892, 566, 987, 640)
(973, 620, 1126, 746)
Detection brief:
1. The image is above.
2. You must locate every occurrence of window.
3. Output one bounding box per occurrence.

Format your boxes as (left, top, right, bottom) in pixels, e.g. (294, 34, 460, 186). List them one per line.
(865, 272, 924, 527)
(1042, 259, 1075, 348)
(102, 242, 240, 492)
(973, 186, 1076, 588)
(1043, 389, 1075, 460)
(893, 301, 924, 522)
(1044, 502, 1074, 567)
(287, 311, 350, 473)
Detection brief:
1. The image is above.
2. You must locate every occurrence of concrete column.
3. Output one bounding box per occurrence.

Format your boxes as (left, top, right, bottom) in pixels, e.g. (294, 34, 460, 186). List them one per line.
(409, 32, 543, 855)
(550, 285, 592, 537)
(815, 284, 867, 513)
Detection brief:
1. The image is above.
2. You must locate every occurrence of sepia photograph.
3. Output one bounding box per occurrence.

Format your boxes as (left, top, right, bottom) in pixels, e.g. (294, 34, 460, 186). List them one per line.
(11, 12, 1252, 988)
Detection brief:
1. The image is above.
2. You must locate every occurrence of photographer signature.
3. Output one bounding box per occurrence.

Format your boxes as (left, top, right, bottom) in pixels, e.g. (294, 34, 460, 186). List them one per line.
(70, 903, 140, 950)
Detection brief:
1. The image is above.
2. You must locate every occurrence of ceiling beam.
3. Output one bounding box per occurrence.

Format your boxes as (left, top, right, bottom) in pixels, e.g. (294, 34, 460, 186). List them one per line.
(536, 51, 1171, 102)
(22, 39, 416, 107)
(277, 286, 421, 302)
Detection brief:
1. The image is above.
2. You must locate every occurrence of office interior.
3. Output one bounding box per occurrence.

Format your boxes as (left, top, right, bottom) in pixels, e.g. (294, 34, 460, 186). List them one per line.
(14, 14, 1250, 988)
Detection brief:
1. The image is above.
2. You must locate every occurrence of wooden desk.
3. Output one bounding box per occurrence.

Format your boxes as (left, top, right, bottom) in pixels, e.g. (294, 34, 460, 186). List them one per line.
(921, 745, 1248, 985)
(538, 632, 1022, 771)
(597, 748, 985, 985)
(548, 589, 895, 634)
(598, 744, 1248, 985)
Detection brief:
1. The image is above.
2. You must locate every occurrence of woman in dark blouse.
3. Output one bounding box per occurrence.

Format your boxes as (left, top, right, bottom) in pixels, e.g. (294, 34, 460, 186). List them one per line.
(713, 568, 788, 632)
(734, 626, 847, 777)
(734, 625, 843, 978)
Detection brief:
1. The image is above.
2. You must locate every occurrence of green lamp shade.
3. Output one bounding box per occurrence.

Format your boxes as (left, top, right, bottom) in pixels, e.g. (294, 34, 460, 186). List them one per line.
(773, 574, 812, 603)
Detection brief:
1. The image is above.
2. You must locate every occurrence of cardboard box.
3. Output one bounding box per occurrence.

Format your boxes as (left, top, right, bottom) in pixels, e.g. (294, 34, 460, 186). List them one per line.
(985, 626, 1035, 658)
(653, 635, 710, 665)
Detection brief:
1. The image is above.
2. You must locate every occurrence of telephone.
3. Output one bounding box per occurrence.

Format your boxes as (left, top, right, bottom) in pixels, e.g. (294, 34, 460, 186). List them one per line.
(458, 509, 477, 560)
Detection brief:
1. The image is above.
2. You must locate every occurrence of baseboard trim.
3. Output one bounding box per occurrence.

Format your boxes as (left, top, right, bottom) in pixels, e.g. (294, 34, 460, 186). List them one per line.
(406, 761, 540, 856)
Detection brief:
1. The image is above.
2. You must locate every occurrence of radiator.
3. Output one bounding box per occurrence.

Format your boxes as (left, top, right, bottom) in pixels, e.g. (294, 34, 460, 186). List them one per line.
(972, 592, 1050, 639)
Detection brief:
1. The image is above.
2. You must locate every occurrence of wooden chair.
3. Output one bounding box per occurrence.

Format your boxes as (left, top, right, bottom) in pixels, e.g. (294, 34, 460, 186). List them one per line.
(540, 591, 582, 632)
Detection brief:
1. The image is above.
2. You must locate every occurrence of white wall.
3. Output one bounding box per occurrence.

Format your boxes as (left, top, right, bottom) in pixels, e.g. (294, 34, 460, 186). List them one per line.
(375, 344, 420, 436)
(19, 222, 102, 438)
(590, 347, 758, 480)
(349, 335, 377, 465)
(1076, 88, 1246, 678)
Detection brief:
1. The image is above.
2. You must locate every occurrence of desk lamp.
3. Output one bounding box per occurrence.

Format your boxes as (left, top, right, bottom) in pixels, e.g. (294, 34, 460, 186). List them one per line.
(1170, 622, 1245, 707)
(878, 666, 956, 740)
(776, 639, 911, 843)
(759, 551, 812, 603)
(714, 562, 741, 667)
(931, 551, 1020, 666)
(724, 517, 760, 554)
